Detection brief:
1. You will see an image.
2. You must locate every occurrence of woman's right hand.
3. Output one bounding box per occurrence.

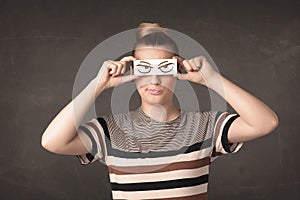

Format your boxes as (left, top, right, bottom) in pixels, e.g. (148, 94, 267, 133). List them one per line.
(94, 56, 137, 93)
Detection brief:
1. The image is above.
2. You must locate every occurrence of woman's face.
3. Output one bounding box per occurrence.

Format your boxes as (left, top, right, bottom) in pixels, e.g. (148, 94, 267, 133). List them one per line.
(134, 46, 177, 106)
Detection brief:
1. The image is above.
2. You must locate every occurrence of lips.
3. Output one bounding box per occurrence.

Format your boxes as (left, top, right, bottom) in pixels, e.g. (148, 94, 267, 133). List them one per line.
(147, 88, 162, 95)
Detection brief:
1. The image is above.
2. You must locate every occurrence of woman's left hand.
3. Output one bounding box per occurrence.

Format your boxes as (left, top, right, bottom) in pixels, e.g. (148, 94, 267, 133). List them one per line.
(173, 55, 220, 86)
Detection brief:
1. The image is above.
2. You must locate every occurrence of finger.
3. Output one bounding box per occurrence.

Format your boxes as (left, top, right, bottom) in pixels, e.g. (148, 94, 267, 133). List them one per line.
(197, 56, 206, 62)
(121, 62, 127, 74)
(103, 60, 111, 67)
(129, 65, 133, 75)
(97, 60, 111, 77)
(119, 60, 129, 74)
(120, 56, 137, 62)
(114, 62, 123, 76)
(119, 56, 136, 75)
(189, 58, 201, 71)
(120, 74, 138, 84)
(182, 60, 194, 71)
(172, 55, 184, 66)
(108, 63, 117, 75)
(196, 56, 208, 68)
(173, 73, 189, 81)
(172, 56, 183, 73)
(172, 55, 182, 61)
(105, 60, 113, 70)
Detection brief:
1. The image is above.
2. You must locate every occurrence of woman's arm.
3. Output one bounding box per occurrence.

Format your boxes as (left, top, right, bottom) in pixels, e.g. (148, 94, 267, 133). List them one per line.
(41, 78, 103, 154)
(206, 74, 279, 143)
(174, 55, 279, 143)
(41, 56, 137, 155)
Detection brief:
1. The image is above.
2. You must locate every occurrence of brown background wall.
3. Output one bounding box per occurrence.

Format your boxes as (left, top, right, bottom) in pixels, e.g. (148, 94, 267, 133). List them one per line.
(0, 0, 299, 199)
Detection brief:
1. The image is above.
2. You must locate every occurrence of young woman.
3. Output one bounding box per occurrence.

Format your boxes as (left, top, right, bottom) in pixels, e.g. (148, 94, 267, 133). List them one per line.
(41, 22, 279, 199)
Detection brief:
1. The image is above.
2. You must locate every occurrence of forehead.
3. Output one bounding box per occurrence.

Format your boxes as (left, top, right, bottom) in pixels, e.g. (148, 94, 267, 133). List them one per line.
(134, 46, 174, 60)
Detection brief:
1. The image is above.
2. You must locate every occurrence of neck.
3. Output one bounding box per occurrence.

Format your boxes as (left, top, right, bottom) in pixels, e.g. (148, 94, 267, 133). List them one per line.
(140, 103, 180, 122)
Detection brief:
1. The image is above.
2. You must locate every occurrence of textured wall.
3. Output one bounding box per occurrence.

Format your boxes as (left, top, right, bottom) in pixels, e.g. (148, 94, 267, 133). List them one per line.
(0, 0, 299, 199)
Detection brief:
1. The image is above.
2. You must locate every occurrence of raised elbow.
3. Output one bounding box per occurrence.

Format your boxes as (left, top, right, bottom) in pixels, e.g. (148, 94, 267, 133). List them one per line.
(41, 136, 51, 151)
(262, 115, 279, 136)
(271, 115, 279, 132)
(41, 135, 59, 153)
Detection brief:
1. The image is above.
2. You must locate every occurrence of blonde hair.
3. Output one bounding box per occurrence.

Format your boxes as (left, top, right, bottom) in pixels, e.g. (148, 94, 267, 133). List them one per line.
(133, 22, 179, 55)
(136, 22, 168, 40)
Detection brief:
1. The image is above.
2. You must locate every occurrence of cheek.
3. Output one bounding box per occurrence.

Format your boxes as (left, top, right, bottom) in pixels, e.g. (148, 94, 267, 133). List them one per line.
(135, 76, 151, 89)
(160, 77, 176, 91)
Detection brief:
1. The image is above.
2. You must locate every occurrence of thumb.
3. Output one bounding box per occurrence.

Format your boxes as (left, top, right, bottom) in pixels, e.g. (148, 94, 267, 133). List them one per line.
(173, 73, 188, 81)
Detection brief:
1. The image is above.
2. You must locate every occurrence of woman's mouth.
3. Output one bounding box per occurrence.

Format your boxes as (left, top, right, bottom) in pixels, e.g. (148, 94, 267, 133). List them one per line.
(147, 89, 162, 95)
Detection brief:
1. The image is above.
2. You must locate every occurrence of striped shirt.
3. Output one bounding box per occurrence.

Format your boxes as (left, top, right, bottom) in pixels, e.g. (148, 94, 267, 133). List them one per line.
(76, 107, 243, 200)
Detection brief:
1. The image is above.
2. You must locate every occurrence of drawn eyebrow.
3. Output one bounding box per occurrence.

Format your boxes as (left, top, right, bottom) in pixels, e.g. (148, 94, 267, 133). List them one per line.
(136, 64, 153, 68)
(158, 63, 173, 69)
(139, 61, 151, 65)
(158, 61, 168, 66)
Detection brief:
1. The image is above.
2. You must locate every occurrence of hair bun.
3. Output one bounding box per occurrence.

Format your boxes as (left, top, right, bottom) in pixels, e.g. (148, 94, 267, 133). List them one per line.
(136, 22, 168, 40)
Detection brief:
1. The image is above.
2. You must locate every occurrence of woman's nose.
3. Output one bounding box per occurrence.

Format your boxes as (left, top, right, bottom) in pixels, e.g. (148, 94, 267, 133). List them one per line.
(150, 75, 161, 85)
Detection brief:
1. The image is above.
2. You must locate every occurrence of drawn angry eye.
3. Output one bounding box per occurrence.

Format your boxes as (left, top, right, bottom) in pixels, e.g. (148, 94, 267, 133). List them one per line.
(158, 63, 174, 73)
(136, 64, 153, 74)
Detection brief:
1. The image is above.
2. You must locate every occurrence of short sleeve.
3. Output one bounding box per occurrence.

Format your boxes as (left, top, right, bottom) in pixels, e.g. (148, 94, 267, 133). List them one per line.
(75, 118, 106, 165)
(210, 111, 244, 162)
